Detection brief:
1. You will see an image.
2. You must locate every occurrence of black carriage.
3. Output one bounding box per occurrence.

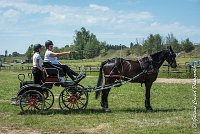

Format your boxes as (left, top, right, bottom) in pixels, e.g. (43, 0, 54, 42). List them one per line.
(11, 65, 88, 113)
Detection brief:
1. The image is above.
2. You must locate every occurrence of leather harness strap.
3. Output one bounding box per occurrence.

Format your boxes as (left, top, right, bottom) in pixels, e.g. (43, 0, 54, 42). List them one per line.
(104, 58, 122, 78)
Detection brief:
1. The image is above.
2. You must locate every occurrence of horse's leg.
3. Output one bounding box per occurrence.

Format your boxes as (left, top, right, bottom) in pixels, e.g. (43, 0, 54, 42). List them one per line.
(101, 79, 113, 112)
(101, 88, 111, 112)
(145, 81, 153, 111)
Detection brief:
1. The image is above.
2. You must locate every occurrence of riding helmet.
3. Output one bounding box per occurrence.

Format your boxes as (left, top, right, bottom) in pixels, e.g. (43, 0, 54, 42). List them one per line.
(45, 40, 54, 48)
(33, 44, 42, 52)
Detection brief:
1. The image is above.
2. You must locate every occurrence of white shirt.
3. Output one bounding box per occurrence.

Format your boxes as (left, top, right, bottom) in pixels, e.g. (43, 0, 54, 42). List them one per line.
(33, 52, 43, 68)
(44, 50, 59, 64)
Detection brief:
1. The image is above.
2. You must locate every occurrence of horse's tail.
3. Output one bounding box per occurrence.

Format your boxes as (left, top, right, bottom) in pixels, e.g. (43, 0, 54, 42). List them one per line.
(95, 60, 107, 99)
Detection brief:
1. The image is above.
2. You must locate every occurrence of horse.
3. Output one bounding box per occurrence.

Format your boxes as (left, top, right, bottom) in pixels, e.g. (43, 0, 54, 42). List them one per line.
(96, 46, 177, 112)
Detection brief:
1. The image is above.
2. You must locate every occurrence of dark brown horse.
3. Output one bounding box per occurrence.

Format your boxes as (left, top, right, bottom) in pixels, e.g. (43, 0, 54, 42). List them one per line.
(96, 46, 177, 112)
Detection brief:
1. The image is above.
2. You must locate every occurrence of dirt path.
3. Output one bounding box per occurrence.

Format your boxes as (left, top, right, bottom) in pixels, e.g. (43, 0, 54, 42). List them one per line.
(0, 127, 42, 134)
(155, 78, 200, 84)
(88, 76, 199, 84)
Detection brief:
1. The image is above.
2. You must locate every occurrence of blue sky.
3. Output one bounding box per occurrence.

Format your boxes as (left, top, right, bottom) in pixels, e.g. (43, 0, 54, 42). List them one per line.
(0, 0, 200, 55)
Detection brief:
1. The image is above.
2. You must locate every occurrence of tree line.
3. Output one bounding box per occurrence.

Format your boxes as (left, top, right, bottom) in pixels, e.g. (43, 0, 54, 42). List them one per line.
(2, 27, 195, 61)
(127, 33, 195, 57)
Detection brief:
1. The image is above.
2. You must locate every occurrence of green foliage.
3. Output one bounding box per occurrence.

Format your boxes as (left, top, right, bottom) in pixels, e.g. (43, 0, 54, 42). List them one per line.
(21, 31, 197, 61)
(73, 27, 105, 59)
(143, 34, 164, 54)
(25, 44, 33, 62)
(12, 52, 20, 57)
(182, 38, 194, 53)
(130, 43, 143, 56)
(166, 33, 182, 53)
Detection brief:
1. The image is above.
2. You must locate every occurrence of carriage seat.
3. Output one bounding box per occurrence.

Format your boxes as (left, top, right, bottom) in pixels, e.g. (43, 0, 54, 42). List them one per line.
(43, 62, 65, 82)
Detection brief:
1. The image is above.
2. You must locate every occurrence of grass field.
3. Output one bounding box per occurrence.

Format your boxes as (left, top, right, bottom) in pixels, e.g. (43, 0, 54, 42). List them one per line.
(0, 71, 199, 134)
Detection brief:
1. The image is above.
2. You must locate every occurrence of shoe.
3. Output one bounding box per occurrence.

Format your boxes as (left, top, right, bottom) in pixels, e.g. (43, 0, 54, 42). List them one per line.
(59, 77, 65, 82)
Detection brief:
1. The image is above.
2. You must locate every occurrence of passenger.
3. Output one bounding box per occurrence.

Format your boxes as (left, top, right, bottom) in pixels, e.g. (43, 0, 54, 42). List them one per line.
(44, 40, 79, 81)
(32, 44, 44, 84)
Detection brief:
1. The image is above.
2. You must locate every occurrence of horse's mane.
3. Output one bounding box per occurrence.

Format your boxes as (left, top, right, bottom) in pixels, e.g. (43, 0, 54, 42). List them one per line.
(108, 49, 169, 64)
(150, 49, 170, 62)
(150, 49, 168, 58)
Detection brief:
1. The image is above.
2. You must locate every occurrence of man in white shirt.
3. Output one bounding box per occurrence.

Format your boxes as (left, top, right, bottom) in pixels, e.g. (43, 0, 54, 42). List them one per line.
(44, 40, 79, 81)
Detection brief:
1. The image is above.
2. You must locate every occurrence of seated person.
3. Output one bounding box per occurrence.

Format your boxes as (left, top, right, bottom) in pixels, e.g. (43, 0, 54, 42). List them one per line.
(44, 40, 79, 81)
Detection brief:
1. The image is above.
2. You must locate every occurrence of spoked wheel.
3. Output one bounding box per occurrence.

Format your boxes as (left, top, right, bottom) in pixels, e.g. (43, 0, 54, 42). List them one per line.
(59, 84, 88, 110)
(43, 88, 54, 110)
(20, 90, 44, 113)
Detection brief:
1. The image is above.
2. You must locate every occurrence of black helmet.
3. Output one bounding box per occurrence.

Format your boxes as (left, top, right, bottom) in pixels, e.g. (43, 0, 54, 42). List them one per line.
(45, 40, 54, 48)
(33, 44, 42, 52)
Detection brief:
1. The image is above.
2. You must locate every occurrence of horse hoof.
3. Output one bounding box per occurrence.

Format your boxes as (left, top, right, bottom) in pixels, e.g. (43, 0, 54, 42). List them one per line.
(101, 107, 111, 112)
(104, 108, 111, 112)
(146, 107, 153, 111)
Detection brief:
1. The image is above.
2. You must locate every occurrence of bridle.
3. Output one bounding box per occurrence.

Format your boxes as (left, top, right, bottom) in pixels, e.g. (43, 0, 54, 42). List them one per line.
(166, 50, 176, 66)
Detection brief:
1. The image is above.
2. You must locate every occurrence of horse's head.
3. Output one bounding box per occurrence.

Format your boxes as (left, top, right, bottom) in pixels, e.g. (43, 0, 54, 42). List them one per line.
(165, 46, 177, 68)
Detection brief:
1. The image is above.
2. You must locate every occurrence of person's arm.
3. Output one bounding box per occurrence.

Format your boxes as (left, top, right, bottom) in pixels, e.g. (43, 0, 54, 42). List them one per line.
(49, 51, 71, 57)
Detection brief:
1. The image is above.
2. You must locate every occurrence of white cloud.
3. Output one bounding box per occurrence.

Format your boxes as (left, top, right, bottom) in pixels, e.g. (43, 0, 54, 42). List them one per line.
(148, 21, 200, 41)
(2, 9, 20, 21)
(0, 1, 153, 25)
(89, 4, 109, 11)
(0, 0, 199, 47)
(48, 11, 66, 21)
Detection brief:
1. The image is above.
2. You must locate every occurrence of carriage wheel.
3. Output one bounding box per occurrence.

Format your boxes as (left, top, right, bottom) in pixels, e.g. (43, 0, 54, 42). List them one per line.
(43, 88, 54, 110)
(59, 84, 88, 110)
(19, 90, 44, 113)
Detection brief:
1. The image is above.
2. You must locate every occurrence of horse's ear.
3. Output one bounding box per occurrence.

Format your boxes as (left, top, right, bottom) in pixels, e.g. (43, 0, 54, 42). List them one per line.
(167, 46, 172, 51)
(170, 46, 172, 51)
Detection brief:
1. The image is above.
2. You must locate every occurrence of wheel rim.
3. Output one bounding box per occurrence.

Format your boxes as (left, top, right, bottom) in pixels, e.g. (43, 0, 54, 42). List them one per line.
(43, 89, 54, 110)
(59, 85, 88, 110)
(20, 90, 44, 113)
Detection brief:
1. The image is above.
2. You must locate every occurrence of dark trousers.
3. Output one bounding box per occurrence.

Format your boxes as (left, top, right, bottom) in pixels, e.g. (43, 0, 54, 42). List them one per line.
(54, 64, 78, 80)
(32, 67, 44, 84)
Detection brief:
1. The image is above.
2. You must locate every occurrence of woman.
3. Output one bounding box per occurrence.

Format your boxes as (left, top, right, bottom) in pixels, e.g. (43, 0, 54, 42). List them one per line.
(44, 40, 79, 81)
(32, 44, 44, 84)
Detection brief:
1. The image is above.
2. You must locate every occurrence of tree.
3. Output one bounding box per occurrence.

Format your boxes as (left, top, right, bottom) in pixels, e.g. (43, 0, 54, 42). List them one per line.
(5, 50, 8, 57)
(84, 34, 100, 58)
(12, 52, 20, 57)
(25, 44, 33, 62)
(165, 33, 182, 53)
(130, 42, 134, 48)
(134, 44, 143, 56)
(143, 34, 163, 54)
(181, 38, 194, 53)
(74, 27, 90, 59)
(73, 27, 104, 59)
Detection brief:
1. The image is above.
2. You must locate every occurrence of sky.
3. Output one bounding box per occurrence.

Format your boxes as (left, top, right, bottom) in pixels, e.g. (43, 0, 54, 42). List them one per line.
(0, 0, 200, 55)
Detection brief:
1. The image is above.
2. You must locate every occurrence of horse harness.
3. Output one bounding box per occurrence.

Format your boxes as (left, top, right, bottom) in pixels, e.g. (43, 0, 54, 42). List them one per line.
(104, 58, 124, 79)
(138, 56, 157, 74)
(104, 56, 158, 80)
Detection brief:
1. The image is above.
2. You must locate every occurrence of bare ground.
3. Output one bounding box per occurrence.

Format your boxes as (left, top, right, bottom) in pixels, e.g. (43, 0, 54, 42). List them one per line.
(155, 78, 200, 84)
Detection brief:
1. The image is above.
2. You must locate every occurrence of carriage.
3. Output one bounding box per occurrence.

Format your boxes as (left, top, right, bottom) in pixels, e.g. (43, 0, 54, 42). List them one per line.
(11, 46, 177, 113)
(11, 66, 89, 113)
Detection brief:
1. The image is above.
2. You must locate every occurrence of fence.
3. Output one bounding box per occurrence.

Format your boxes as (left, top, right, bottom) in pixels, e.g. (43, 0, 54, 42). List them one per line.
(0, 65, 100, 74)
(0, 63, 194, 75)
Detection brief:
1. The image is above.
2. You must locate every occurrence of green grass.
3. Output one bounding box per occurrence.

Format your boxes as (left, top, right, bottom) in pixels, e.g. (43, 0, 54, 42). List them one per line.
(0, 71, 199, 134)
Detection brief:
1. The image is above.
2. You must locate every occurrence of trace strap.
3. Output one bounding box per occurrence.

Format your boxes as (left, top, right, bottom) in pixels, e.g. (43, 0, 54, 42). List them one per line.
(82, 70, 147, 92)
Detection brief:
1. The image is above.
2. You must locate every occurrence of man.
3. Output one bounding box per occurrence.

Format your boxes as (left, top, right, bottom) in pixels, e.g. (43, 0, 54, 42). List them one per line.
(44, 40, 79, 81)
